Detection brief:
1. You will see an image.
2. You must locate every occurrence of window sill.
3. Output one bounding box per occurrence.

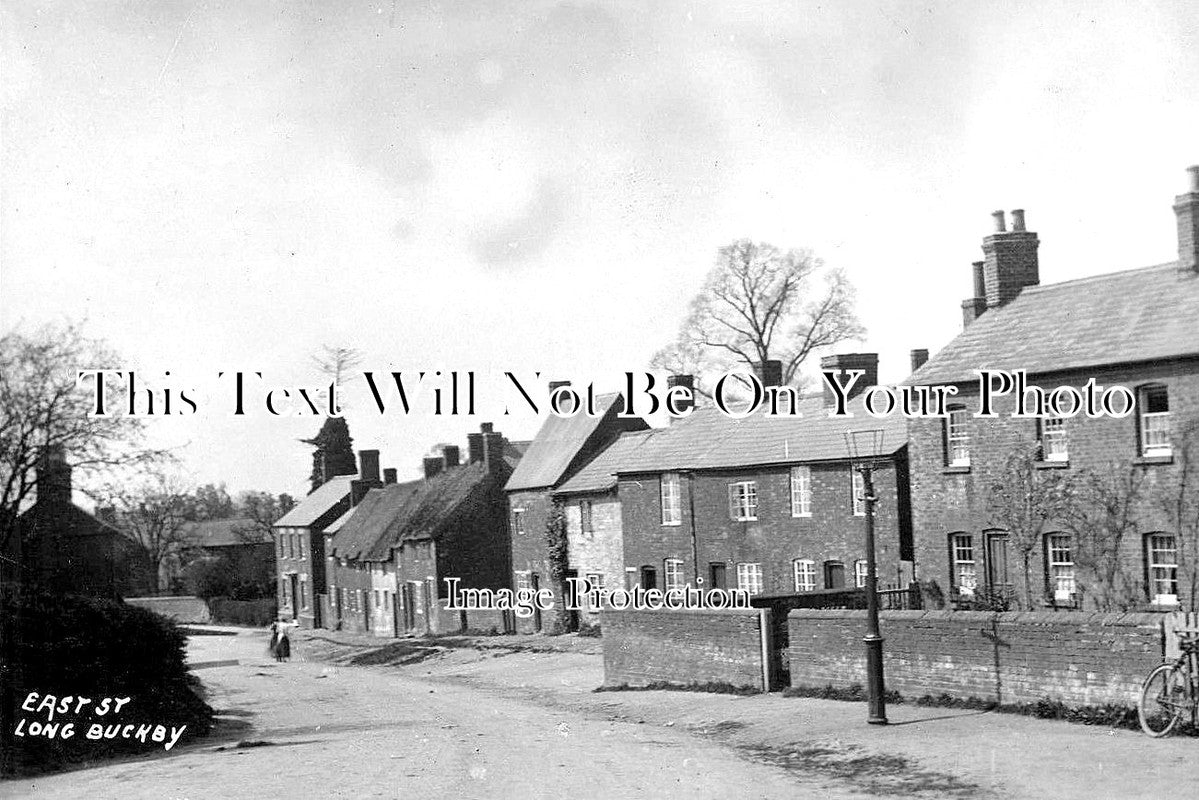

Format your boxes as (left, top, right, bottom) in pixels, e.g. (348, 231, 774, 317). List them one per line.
(1134, 455, 1174, 466)
(1035, 460, 1070, 470)
(942, 466, 971, 475)
(660, 521, 682, 527)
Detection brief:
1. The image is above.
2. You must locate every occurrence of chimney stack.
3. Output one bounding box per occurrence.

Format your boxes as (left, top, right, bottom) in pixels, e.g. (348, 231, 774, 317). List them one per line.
(37, 446, 73, 505)
(981, 208, 1039, 308)
(666, 374, 695, 417)
(910, 349, 929, 372)
(383, 468, 397, 484)
(442, 445, 460, 468)
(756, 359, 783, 388)
(482, 431, 506, 474)
(467, 431, 485, 464)
(351, 449, 382, 505)
(820, 353, 879, 408)
(422, 456, 444, 480)
(1175, 165, 1199, 272)
(480, 422, 494, 434)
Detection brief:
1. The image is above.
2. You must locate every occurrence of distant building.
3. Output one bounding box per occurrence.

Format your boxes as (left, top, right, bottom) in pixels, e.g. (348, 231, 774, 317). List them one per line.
(5, 447, 155, 598)
(272, 469, 359, 628)
(177, 517, 275, 598)
(613, 360, 913, 601)
(906, 166, 1199, 611)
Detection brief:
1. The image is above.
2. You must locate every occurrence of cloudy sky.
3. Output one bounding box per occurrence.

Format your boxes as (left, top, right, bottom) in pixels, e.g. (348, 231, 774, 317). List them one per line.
(2, 1, 1197, 496)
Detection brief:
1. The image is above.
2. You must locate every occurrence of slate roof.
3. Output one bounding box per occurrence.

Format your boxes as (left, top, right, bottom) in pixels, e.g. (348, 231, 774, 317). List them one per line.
(182, 517, 271, 547)
(611, 394, 907, 475)
(909, 262, 1199, 385)
(505, 393, 645, 491)
(274, 476, 353, 528)
(554, 431, 654, 496)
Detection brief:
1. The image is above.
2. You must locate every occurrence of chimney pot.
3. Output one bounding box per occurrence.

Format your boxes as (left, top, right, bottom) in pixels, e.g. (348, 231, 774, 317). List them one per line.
(666, 374, 696, 417)
(548, 380, 571, 393)
(442, 445, 460, 468)
(37, 446, 73, 505)
(1188, 165, 1199, 193)
(383, 468, 397, 484)
(1010, 209, 1026, 232)
(910, 349, 929, 372)
(982, 210, 1039, 307)
(992, 210, 1007, 232)
(480, 422, 494, 434)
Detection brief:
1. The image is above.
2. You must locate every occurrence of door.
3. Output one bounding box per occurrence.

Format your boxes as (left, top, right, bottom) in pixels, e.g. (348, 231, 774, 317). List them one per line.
(986, 533, 1011, 600)
(402, 583, 417, 632)
(824, 561, 845, 590)
(421, 579, 433, 634)
(709, 563, 727, 592)
(563, 570, 579, 633)
(288, 574, 299, 621)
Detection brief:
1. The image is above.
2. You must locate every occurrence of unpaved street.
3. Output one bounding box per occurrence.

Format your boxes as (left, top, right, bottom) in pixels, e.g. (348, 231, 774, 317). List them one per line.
(5, 627, 1198, 799)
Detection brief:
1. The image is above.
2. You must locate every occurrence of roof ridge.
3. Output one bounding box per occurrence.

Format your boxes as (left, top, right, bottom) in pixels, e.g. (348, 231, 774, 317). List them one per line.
(1020, 261, 1179, 294)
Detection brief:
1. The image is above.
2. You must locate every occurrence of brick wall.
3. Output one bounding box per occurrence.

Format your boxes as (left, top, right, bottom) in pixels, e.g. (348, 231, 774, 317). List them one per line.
(602, 608, 766, 690)
(788, 609, 1163, 706)
(909, 362, 1199, 610)
(619, 457, 912, 597)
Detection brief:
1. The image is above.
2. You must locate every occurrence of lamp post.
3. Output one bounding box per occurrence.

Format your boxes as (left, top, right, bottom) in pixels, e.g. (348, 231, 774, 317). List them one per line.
(845, 429, 888, 725)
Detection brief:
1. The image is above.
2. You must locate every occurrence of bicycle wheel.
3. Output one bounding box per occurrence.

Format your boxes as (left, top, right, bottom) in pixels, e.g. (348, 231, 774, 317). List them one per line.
(1139, 663, 1185, 737)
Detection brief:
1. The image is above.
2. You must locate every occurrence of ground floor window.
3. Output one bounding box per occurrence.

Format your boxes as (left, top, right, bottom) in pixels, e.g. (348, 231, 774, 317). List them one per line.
(300, 577, 309, 610)
(854, 560, 869, 588)
(793, 559, 816, 592)
(1148, 533, 1178, 606)
(1046, 533, 1075, 603)
(664, 558, 685, 591)
(951, 533, 977, 597)
(737, 562, 763, 595)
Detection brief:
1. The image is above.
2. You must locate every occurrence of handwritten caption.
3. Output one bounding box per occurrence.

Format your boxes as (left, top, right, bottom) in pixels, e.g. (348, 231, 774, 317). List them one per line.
(13, 692, 187, 751)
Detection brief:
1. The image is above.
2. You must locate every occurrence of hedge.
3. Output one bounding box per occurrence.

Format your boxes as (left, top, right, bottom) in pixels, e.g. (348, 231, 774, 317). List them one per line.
(0, 588, 214, 776)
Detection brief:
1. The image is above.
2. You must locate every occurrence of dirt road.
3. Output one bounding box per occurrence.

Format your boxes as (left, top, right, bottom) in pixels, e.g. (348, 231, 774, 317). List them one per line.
(5, 628, 1197, 799)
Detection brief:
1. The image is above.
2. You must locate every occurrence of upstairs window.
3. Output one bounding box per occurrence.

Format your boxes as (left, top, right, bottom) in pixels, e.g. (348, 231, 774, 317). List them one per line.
(793, 559, 816, 592)
(728, 481, 758, 521)
(514, 571, 532, 592)
(951, 533, 977, 597)
(945, 406, 970, 467)
(1039, 416, 1068, 461)
(790, 466, 812, 517)
(1046, 533, 1076, 603)
(1139, 386, 1171, 457)
(1147, 533, 1178, 606)
(660, 473, 682, 526)
(851, 470, 866, 516)
(736, 562, 763, 595)
(512, 509, 526, 536)
(580, 499, 593, 534)
(664, 558, 685, 591)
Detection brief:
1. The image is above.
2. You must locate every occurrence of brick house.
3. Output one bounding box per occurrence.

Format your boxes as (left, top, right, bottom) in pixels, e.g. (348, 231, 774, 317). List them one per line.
(551, 430, 653, 622)
(906, 166, 1199, 612)
(505, 393, 649, 633)
(6, 448, 155, 598)
(614, 360, 913, 600)
(273, 450, 382, 628)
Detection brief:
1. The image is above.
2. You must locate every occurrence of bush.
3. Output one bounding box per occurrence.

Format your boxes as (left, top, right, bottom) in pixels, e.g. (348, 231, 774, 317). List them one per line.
(1, 588, 214, 776)
(207, 597, 276, 627)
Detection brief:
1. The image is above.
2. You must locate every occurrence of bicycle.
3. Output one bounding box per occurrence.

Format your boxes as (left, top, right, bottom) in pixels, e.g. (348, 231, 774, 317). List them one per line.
(1138, 630, 1199, 737)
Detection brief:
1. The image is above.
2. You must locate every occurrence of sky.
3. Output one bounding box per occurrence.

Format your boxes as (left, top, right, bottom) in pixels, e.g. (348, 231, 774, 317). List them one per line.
(2, 0, 1197, 498)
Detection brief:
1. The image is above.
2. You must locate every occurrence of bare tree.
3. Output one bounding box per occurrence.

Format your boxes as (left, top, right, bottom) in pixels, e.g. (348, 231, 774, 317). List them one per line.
(1156, 414, 1199, 612)
(311, 345, 363, 386)
(651, 239, 864, 393)
(1059, 464, 1147, 612)
(986, 443, 1069, 609)
(102, 474, 195, 594)
(0, 323, 166, 554)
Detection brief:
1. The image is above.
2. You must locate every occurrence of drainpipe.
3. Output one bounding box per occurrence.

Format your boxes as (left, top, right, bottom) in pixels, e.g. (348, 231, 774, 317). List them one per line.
(686, 473, 701, 588)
